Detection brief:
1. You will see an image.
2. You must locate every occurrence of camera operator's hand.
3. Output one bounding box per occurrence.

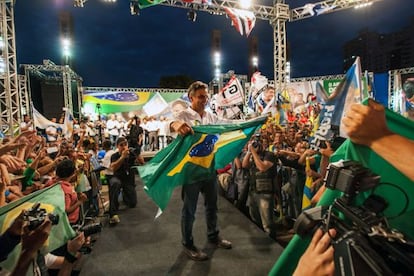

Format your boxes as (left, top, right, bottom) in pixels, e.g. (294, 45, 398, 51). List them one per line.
(319, 141, 333, 158)
(78, 192, 88, 203)
(21, 218, 52, 254)
(67, 232, 85, 257)
(293, 228, 336, 276)
(11, 219, 52, 276)
(6, 210, 25, 237)
(247, 141, 258, 154)
(121, 148, 130, 159)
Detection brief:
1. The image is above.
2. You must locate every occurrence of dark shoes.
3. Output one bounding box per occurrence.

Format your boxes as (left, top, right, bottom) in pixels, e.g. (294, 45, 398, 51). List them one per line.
(183, 245, 209, 261)
(209, 238, 232, 249)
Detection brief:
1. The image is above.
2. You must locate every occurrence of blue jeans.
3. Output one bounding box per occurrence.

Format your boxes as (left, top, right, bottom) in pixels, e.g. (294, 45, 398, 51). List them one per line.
(181, 178, 219, 247)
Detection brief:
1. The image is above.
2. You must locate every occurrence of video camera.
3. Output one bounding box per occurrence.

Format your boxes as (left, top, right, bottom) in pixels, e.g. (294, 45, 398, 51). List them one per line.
(294, 160, 414, 276)
(24, 203, 59, 231)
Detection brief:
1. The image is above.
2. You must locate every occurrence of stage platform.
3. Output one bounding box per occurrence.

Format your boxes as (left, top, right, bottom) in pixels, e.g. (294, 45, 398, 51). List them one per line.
(80, 178, 285, 276)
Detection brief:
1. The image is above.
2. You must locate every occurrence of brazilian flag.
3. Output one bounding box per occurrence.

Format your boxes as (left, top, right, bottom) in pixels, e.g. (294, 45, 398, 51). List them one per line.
(270, 102, 414, 275)
(137, 116, 267, 213)
(0, 184, 75, 272)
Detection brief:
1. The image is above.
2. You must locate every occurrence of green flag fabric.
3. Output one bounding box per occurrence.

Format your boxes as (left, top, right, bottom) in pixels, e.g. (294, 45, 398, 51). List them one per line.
(270, 103, 414, 275)
(137, 116, 267, 212)
(138, 0, 166, 9)
(0, 184, 76, 272)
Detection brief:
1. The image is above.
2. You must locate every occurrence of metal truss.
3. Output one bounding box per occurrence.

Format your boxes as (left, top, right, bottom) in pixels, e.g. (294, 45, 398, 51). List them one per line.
(0, 1, 20, 136)
(290, 0, 383, 22)
(290, 74, 345, 82)
(155, 0, 382, 91)
(18, 74, 29, 118)
(21, 61, 83, 116)
(83, 86, 187, 94)
(159, 0, 275, 21)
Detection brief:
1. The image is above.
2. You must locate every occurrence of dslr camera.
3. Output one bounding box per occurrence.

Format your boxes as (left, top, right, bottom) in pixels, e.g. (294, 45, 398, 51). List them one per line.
(294, 160, 414, 276)
(251, 133, 261, 149)
(72, 222, 102, 254)
(24, 203, 59, 231)
(73, 222, 102, 237)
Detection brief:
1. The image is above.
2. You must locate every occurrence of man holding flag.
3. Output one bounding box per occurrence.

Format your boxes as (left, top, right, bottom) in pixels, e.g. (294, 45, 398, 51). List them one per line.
(170, 81, 233, 261)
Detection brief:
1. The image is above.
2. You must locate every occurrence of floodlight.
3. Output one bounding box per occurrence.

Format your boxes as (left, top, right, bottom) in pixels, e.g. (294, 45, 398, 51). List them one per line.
(252, 56, 258, 67)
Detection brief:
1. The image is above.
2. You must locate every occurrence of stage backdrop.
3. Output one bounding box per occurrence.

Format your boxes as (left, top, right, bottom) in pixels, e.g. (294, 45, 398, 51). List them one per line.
(82, 88, 186, 115)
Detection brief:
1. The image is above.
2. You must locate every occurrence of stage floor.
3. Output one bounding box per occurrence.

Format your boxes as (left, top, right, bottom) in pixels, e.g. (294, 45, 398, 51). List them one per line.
(80, 178, 285, 276)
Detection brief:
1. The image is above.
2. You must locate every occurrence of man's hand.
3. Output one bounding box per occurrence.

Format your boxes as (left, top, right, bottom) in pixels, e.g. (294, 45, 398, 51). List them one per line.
(171, 121, 194, 136)
(293, 228, 336, 276)
(342, 99, 392, 147)
(78, 192, 88, 203)
(0, 154, 26, 173)
(7, 210, 26, 237)
(67, 232, 85, 256)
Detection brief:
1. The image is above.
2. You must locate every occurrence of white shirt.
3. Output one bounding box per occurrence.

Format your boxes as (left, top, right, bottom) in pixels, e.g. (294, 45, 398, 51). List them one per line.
(106, 119, 120, 136)
(20, 121, 33, 132)
(46, 125, 57, 141)
(102, 149, 116, 175)
(175, 107, 220, 126)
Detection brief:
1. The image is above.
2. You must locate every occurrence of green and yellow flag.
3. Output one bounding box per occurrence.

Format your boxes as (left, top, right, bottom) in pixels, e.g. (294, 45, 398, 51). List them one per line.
(0, 184, 75, 272)
(137, 116, 267, 212)
(301, 157, 313, 211)
(270, 101, 414, 275)
(138, 0, 166, 9)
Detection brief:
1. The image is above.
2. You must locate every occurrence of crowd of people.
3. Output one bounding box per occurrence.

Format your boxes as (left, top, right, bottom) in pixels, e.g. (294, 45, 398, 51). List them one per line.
(1, 79, 413, 274)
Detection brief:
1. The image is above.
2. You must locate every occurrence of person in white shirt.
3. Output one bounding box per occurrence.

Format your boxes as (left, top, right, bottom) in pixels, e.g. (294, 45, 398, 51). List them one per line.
(46, 117, 58, 144)
(157, 116, 169, 149)
(146, 116, 159, 151)
(170, 81, 232, 261)
(106, 114, 120, 147)
(20, 114, 33, 133)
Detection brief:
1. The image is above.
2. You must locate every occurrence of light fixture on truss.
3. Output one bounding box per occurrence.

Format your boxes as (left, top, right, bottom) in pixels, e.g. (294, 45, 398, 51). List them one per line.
(130, 1, 140, 15)
(73, 0, 87, 7)
(187, 9, 197, 22)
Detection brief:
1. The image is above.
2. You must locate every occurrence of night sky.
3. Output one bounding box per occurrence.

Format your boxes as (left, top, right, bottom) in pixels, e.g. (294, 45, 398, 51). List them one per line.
(14, 0, 414, 88)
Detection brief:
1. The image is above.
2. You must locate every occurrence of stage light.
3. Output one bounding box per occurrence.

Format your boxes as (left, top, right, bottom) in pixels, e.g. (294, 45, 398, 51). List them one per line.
(61, 37, 72, 65)
(187, 9, 197, 22)
(239, 0, 251, 9)
(130, 1, 140, 15)
(252, 56, 258, 67)
(354, 2, 373, 9)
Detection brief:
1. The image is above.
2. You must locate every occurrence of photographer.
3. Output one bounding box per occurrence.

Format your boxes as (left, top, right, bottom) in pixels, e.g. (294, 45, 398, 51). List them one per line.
(127, 115, 144, 164)
(242, 134, 278, 238)
(108, 137, 137, 225)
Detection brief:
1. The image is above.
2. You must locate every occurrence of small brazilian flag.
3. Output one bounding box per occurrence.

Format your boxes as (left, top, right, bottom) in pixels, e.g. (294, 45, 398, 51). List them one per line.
(301, 157, 313, 211)
(0, 184, 75, 273)
(137, 116, 267, 213)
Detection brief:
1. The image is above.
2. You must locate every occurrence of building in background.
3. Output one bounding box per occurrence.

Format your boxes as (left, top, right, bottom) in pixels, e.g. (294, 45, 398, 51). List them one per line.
(343, 18, 414, 72)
